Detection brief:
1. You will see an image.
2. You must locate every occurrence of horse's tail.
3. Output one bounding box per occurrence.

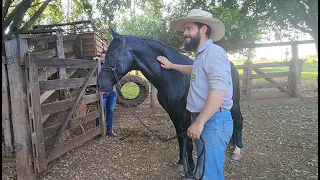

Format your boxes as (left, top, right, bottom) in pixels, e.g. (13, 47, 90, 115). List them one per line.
(230, 61, 241, 102)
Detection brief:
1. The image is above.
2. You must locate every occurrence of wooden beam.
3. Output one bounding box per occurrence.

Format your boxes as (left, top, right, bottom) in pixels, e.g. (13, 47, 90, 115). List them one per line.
(35, 48, 56, 58)
(5, 39, 35, 180)
(41, 93, 99, 116)
(36, 58, 97, 68)
(39, 77, 97, 91)
(2, 57, 13, 156)
(26, 53, 47, 172)
(228, 40, 315, 50)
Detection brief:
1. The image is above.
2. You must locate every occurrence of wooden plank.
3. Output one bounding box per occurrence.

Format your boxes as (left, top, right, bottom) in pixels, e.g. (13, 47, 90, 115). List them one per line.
(46, 62, 99, 158)
(41, 94, 99, 116)
(36, 58, 97, 68)
(2, 58, 13, 156)
(56, 31, 72, 101)
(63, 35, 77, 41)
(251, 91, 293, 100)
(26, 53, 47, 171)
(43, 110, 100, 140)
(290, 45, 303, 97)
(79, 33, 95, 40)
(28, 36, 56, 46)
(251, 82, 292, 89)
(38, 68, 58, 80)
(63, 41, 75, 54)
(228, 40, 315, 50)
(251, 72, 290, 79)
(18, 34, 39, 39)
(82, 40, 95, 46)
(83, 51, 96, 57)
(35, 48, 56, 58)
(75, 35, 84, 59)
(5, 39, 35, 179)
(254, 61, 291, 68)
(252, 67, 292, 95)
(47, 127, 101, 163)
(39, 77, 97, 91)
(82, 46, 96, 53)
(235, 64, 247, 69)
(40, 90, 55, 104)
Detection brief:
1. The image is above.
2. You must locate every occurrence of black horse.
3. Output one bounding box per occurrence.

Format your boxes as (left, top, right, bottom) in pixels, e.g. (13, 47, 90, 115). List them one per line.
(97, 29, 244, 178)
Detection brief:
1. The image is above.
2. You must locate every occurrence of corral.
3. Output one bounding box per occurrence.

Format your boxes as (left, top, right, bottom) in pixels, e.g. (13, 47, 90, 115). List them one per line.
(2, 21, 318, 179)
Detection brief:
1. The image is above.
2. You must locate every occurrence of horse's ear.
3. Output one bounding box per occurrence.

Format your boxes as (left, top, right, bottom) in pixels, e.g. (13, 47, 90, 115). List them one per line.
(109, 28, 119, 38)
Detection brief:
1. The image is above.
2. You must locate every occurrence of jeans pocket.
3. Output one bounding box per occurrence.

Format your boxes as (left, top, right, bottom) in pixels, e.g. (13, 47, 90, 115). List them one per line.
(223, 119, 233, 144)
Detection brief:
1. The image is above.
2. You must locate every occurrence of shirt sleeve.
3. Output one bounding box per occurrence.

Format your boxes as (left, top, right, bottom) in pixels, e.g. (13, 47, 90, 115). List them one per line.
(201, 48, 231, 91)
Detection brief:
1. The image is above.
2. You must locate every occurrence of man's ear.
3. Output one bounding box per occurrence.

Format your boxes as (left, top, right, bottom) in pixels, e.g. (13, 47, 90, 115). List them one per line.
(200, 25, 208, 36)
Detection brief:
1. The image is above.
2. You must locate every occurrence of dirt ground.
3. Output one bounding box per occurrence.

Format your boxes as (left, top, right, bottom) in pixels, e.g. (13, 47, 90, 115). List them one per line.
(2, 81, 318, 180)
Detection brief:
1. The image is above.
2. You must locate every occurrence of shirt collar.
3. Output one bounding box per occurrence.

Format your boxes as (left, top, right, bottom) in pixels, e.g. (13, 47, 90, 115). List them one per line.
(196, 39, 213, 56)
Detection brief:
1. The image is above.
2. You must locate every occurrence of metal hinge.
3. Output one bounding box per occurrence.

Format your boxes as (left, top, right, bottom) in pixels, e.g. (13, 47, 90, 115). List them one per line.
(2, 56, 14, 65)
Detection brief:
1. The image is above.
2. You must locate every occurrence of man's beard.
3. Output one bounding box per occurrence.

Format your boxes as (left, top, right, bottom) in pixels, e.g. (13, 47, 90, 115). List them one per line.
(184, 32, 201, 51)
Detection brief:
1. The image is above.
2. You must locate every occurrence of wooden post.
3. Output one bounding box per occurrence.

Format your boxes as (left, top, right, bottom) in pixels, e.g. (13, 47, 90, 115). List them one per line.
(75, 35, 83, 59)
(25, 53, 47, 171)
(241, 62, 248, 96)
(56, 30, 71, 100)
(5, 39, 35, 180)
(246, 62, 253, 100)
(289, 42, 302, 97)
(151, 85, 157, 108)
(97, 62, 106, 135)
(2, 56, 13, 157)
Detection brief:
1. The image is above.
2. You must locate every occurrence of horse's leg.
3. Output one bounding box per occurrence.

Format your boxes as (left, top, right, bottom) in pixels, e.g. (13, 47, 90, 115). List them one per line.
(230, 103, 244, 160)
(171, 119, 194, 172)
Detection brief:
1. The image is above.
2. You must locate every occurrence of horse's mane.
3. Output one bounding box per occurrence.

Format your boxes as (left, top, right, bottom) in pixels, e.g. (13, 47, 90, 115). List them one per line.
(125, 35, 194, 66)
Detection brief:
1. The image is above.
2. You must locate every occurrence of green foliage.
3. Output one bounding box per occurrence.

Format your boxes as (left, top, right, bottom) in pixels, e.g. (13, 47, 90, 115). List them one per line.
(118, 9, 184, 50)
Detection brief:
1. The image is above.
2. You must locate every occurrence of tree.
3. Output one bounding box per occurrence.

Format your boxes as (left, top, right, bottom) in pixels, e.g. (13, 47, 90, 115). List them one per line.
(247, 0, 318, 53)
(118, 8, 184, 50)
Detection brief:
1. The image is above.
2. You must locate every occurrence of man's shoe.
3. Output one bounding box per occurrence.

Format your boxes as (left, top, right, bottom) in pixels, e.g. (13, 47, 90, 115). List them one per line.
(106, 131, 117, 137)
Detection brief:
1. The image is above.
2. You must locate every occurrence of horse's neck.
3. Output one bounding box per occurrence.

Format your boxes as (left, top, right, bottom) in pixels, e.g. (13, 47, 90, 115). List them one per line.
(128, 40, 169, 91)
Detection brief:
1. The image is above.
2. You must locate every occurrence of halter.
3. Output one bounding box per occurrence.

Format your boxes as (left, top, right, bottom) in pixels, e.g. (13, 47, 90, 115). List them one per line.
(100, 35, 125, 85)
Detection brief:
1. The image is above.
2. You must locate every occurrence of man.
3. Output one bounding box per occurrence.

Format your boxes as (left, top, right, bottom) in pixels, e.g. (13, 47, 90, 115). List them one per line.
(157, 9, 233, 179)
(96, 50, 118, 136)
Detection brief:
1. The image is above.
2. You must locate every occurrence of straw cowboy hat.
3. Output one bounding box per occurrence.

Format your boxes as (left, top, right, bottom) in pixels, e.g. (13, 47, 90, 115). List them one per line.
(170, 9, 225, 42)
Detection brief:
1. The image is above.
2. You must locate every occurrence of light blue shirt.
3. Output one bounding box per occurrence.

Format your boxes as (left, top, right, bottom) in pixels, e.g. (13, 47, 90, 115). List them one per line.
(186, 39, 233, 112)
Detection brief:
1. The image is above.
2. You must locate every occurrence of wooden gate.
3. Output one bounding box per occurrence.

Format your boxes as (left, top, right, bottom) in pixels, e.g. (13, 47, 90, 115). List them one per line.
(239, 59, 302, 100)
(24, 53, 105, 172)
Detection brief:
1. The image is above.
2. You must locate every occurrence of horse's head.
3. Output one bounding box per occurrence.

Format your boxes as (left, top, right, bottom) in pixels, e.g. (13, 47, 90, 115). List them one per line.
(97, 29, 134, 92)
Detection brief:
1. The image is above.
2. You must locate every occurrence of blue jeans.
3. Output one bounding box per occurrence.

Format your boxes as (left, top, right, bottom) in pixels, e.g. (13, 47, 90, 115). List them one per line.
(96, 91, 117, 132)
(192, 109, 233, 180)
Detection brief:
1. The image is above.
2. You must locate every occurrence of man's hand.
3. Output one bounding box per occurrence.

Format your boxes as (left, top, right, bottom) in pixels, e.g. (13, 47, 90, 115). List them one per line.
(157, 56, 174, 69)
(187, 120, 205, 139)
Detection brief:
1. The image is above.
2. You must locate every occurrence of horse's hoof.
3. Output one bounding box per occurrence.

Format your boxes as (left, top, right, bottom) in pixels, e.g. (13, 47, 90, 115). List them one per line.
(231, 152, 242, 160)
(176, 164, 184, 172)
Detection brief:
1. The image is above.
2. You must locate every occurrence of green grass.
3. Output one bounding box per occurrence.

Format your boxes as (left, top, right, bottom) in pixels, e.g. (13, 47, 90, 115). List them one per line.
(234, 58, 318, 82)
(120, 82, 140, 99)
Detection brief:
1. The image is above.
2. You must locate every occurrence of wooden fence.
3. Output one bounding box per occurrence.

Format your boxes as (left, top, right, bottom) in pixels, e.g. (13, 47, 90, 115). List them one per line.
(2, 29, 107, 179)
